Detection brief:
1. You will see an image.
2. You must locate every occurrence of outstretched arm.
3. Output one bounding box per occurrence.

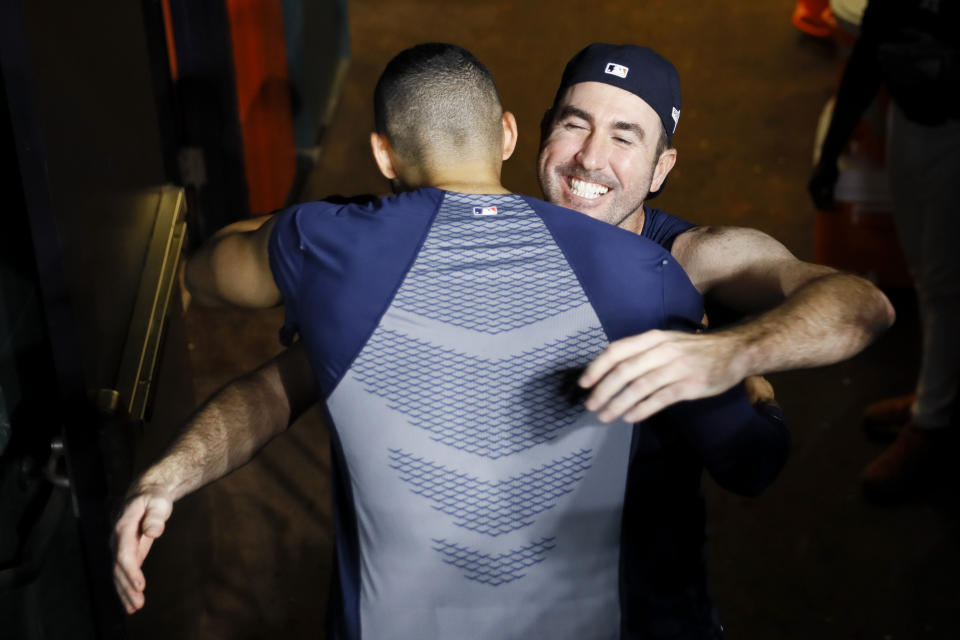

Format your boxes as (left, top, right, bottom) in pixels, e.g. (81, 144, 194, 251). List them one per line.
(184, 214, 282, 308)
(580, 225, 894, 423)
(111, 343, 315, 613)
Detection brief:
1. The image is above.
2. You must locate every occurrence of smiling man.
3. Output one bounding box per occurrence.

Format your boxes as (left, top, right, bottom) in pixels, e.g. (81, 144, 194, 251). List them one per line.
(538, 53, 677, 234)
(537, 44, 895, 425)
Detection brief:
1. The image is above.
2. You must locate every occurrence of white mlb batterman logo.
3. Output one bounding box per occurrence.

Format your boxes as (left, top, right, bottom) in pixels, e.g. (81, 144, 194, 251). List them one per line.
(604, 62, 629, 78)
(473, 206, 498, 216)
(671, 106, 681, 133)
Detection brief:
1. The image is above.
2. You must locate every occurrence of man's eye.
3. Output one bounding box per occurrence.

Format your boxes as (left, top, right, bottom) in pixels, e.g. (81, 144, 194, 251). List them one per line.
(614, 137, 632, 145)
(564, 122, 586, 131)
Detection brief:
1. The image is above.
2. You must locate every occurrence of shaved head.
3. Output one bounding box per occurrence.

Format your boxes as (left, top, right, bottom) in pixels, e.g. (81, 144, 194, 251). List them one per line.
(374, 43, 504, 168)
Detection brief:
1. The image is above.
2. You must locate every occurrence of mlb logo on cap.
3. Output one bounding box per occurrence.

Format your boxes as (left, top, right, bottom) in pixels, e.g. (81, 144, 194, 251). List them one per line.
(473, 206, 498, 216)
(604, 62, 629, 78)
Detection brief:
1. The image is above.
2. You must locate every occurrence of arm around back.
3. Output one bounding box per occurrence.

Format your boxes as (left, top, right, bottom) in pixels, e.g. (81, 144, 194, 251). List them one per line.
(111, 343, 315, 613)
(671, 224, 895, 371)
(579, 226, 894, 424)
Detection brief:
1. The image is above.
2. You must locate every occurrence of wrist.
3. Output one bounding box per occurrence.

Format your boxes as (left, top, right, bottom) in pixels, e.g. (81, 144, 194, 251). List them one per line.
(720, 326, 764, 379)
(130, 468, 181, 502)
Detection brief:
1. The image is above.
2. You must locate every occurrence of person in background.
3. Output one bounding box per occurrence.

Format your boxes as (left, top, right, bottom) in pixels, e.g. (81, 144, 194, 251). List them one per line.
(809, 0, 959, 501)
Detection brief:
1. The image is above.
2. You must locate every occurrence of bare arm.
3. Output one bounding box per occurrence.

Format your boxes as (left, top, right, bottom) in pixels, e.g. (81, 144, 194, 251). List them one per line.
(184, 214, 282, 308)
(675, 225, 895, 368)
(111, 343, 315, 613)
(580, 225, 895, 423)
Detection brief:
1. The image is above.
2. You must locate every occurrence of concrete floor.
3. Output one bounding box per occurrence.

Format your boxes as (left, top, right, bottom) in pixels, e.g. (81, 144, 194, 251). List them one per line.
(127, 1, 960, 638)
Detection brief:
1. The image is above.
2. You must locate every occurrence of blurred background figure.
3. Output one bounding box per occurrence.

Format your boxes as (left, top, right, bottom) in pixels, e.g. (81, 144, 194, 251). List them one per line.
(809, 0, 960, 502)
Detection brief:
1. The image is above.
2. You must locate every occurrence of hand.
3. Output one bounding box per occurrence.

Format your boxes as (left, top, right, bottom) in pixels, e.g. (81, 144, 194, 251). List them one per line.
(808, 161, 839, 211)
(578, 329, 748, 423)
(111, 489, 174, 613)
(743, 375, 777, 407)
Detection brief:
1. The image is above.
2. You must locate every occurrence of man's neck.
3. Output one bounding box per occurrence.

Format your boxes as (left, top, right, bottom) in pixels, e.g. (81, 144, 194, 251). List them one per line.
(433, 180, 510, 195)
(617, 204, 646, 235)
(419, 160, 509, 194)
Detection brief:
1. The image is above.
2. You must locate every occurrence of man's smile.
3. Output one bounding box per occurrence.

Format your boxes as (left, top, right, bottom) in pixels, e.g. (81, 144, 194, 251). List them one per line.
(566, 175, 611, 200)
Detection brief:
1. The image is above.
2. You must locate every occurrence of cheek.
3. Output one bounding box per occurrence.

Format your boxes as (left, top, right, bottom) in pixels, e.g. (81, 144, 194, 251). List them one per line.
(610, 156, 647, 192)
(541, 135, 577, 167)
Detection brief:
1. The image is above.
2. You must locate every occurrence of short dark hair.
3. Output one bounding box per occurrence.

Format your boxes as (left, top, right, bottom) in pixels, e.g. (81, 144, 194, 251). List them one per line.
(374, 43, 503, 165)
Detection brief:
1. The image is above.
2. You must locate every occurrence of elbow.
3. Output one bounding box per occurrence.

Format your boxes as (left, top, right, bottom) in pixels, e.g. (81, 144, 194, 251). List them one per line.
(708, 406, 791, 497)
(876, 289, 896, 332)
(854, 275, 896, 335)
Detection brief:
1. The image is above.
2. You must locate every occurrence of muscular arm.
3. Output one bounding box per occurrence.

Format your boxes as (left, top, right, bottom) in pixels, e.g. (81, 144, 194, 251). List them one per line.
(580, 225, 894, 423)
(184, 214, 282, 308)
(112, 343, 315, 613)
(674, 224, 895, 368)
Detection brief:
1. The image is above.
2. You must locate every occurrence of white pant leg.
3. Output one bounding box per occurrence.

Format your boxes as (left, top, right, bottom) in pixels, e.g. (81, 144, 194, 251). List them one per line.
(888, 103, 960, 428)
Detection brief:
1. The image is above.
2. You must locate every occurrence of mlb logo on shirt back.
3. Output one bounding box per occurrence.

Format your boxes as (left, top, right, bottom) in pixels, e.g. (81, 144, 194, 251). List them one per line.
(604, 62, 628, 78)
(473, 206, 498, 216)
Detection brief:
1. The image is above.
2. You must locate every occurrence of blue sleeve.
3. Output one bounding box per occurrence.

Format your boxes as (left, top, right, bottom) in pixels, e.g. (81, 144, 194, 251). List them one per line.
(640, 207, 695, 252)
(267, 188, 443, 395)
(269, 204, 312, 345)
(664, 388, 789, 497)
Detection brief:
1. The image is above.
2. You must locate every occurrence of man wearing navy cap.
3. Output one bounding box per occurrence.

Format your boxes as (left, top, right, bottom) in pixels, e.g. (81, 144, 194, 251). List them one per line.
(537, 44, 894, 426)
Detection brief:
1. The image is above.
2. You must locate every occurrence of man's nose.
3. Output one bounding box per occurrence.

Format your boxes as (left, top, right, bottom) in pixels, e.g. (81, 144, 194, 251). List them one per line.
(574, 134, 607, 172)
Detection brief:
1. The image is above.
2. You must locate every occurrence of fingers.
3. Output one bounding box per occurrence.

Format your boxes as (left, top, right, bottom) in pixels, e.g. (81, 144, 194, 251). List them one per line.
(577, 329, 744, 423)
(744, 375, 775, 406)
(589, 360, 681, 423)
(111, 495, 172, 614)
(622, 382, 690, 423)
(113, 558, 145, 613)
(582, 335, 679, 418)
(114, 534, 158, 613)
(578, 331, 668, 389)
(113, 509, 147, 613)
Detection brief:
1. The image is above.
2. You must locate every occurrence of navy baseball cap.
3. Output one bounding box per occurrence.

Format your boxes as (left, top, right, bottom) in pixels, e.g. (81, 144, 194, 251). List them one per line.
(552, 43, 682, 144)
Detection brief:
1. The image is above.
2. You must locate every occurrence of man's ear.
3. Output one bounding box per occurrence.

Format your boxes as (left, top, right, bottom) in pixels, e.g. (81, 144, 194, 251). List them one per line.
(501, 111, 518, 161)
(650, 147, 677, 193)
(370, 132, 398, 180)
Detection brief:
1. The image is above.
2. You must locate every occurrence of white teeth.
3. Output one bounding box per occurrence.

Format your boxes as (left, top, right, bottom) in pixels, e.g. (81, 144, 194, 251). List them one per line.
(569, 177, 610, 199)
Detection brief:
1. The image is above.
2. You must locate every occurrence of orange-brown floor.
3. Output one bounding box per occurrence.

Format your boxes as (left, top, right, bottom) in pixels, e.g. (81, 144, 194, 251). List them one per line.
(127, 1, 960, 639)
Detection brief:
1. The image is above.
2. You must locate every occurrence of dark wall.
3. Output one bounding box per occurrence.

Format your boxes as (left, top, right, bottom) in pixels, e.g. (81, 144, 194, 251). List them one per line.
(0, 1, 183, 637)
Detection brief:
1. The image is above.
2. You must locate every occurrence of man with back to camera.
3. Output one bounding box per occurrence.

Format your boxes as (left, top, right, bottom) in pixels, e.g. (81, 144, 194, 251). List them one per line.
(113, 43, 790, 639)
